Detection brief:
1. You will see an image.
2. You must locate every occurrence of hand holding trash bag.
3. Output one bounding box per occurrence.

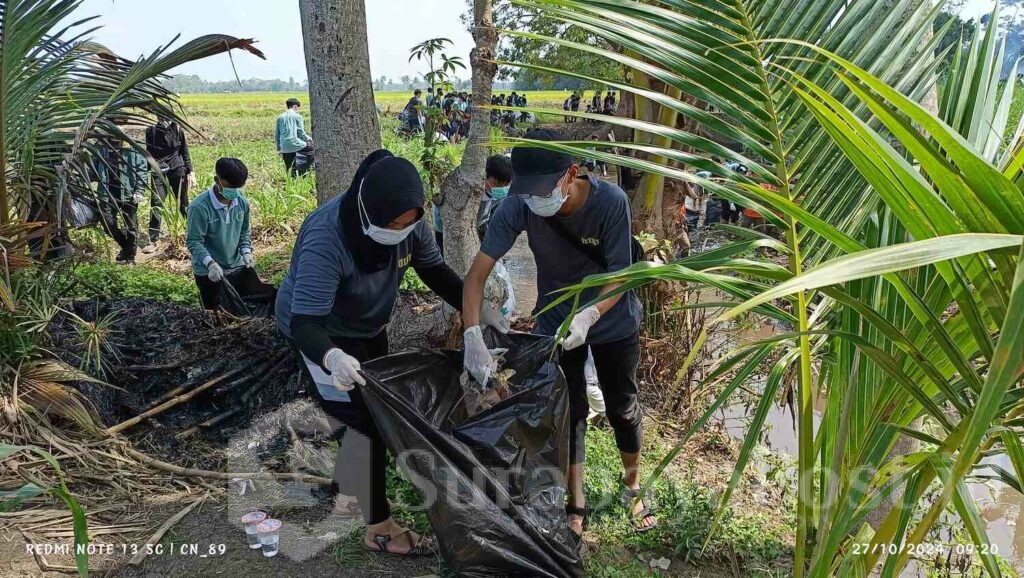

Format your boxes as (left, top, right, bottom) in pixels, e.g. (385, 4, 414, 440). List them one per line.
(562, 306, 601, 350)
(324, 347, 365, 390)
(464, 325, 497, 384)
(243, 251, 254, 268)
(207, 261, 224, 283)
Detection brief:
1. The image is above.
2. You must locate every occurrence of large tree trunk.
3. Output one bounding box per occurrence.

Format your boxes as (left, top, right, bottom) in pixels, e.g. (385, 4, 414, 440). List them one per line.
(438, 0, 498, 277)
(299, 0, 381, 205)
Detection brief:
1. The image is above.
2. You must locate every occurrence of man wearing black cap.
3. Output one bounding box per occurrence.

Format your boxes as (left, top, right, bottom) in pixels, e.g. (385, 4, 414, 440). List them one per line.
(276, 98, 314, 176)
(461, 129, 655, 537)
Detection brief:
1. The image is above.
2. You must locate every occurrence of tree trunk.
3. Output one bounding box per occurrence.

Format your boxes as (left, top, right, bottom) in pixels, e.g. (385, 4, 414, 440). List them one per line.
(299, 0, 380, 205)
(438, 0, 498, 277)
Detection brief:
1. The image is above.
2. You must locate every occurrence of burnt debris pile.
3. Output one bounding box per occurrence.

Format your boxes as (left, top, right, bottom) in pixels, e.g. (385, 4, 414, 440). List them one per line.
(50, 298, 305, 469)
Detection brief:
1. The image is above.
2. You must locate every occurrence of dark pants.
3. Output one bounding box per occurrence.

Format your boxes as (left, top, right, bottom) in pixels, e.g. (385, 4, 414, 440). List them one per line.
(721, 199, 740, 225)
(283, 145, 314, 177)
(149, 167, 188, 243)
(98, 198, 138, 260)
(559, 332, 643, 464)
(298, 331, 391, 525)
(194, 267, 269, 311)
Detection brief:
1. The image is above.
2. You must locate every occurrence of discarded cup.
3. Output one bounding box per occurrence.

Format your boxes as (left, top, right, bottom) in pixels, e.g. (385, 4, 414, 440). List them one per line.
(256, 518, 282, 558)
(240, 511, 267, 550)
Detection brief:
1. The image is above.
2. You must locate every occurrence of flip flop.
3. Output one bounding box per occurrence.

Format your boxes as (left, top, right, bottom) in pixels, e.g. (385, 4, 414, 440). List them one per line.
(366, 529, 436, 557)
(622, 481, 659, 534)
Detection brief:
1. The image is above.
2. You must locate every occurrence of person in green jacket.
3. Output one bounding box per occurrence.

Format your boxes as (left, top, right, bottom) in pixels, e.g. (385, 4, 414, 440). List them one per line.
(276, 98, 314, 177)
(93, 138, 149, 264)
(187, 157, 269, 311)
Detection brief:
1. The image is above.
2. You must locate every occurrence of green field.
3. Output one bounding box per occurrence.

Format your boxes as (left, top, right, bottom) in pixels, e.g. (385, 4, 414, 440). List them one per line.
(174, 90, 574, 239)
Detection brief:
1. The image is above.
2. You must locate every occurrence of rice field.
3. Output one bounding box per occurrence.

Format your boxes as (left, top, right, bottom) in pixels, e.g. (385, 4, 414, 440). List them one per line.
(174, 90, 570, 238)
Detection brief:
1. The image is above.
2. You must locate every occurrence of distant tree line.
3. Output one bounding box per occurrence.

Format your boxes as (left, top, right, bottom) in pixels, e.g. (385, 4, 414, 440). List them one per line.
(161, 73, 515, 94)
(162, 75, 308, 93)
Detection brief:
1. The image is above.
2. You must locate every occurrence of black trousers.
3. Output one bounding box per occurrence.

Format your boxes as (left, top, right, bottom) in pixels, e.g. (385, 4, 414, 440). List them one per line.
(194, 267, 268, 311)
(559, 332, 643, 464)
(297, 331, 391, 525)
(98, 198, 138, 259)
(282, 145, 314, 177)
(149, 167, 188, 243)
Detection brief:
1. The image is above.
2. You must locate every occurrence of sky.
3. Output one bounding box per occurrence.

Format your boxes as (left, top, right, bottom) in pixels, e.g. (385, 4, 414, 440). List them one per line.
(70, 0, 999, 83)
(70, 0, 474, 82)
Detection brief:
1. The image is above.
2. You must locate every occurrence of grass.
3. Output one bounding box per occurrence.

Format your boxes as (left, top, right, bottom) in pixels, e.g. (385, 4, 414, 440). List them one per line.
(72, 262, 198, 305)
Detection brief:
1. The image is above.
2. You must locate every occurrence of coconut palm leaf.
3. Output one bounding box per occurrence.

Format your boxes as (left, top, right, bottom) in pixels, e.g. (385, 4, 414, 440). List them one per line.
(515, 0, 1024, 574)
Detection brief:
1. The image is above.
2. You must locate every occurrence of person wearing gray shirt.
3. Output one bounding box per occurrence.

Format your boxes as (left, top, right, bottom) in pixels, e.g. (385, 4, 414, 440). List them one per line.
(461, 129, 654, 539)
(275, 151, 509, 557)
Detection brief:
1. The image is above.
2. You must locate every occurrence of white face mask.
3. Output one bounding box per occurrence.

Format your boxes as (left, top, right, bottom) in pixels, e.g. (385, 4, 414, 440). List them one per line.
(523, 174, 568, 217)
(359, 187, 417, 246)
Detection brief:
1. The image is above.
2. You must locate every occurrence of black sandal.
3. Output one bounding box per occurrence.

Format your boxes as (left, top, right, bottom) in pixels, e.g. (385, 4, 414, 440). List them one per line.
(366, 529, 436, 557)
(622, 483, 658, 533)
(566, 504, 588, 537)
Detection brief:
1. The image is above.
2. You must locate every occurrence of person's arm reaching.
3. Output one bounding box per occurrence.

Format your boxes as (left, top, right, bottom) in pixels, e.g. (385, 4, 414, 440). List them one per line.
(240, 202, 254, 267)
(296, 116, 310, 144)
(186, 205, 212, 273)
(462, 251, 496, 329)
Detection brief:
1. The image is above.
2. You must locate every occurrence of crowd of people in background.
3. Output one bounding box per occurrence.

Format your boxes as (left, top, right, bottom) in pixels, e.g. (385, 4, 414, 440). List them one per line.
(564, 90, 617, 122)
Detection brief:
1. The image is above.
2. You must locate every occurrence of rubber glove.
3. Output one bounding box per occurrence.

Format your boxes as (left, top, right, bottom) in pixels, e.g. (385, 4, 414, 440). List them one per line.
(207, 261, 224, 283)
(480, 302, 511, 334)
(243, 252, 255, 268)
(187, 172, 197, 189)
(324, 348, 365, 391)
(132, 192, 145, 204)
(562, 306, 601, 351)
(464, 325, 497, 384)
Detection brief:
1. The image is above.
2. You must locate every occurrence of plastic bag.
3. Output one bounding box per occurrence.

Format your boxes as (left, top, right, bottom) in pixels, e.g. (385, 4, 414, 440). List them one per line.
(485, 261, 517, 319)
(218, 270, 276, 318)
(360, 331, 583, 578)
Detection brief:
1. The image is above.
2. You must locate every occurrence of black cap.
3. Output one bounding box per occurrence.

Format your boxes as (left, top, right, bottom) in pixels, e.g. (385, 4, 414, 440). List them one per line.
(510, 129, 573, 197)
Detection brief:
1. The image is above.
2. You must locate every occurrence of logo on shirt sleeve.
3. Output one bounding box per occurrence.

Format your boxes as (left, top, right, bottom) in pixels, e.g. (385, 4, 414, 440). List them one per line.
(581, 237, 601, 247)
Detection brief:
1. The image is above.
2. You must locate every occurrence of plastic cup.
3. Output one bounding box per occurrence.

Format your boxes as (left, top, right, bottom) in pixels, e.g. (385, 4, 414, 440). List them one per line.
(240, 511, 267, 550)
(256, 518, 282, 558)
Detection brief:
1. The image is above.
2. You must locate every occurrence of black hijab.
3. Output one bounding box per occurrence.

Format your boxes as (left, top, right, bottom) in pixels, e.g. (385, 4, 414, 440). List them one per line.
(339, 151, 425, 272)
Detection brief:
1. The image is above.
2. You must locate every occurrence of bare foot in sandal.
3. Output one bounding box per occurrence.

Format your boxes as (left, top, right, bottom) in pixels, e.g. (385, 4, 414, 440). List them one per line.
(364, 519, 435, 556)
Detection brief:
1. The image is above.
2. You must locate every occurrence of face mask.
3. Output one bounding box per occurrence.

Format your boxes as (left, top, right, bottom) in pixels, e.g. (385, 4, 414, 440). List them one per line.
(359, 186, 417, 246)
(523, 177, 567, 217)
(488, 186, 509, 200)
(220, 187, 242, 201)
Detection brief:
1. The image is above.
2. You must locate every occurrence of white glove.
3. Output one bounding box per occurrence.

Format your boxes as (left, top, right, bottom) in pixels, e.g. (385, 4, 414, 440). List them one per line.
(480, 302, 511, 334)
(207, 261, 224, 283)
(464, 325, 497, 385)
(324, 348, 365, 391)
(132, 192, 145, 204)
(562, 306, 601, 351)
(243, 252, 254, 268)
(187, 172, 197, 188)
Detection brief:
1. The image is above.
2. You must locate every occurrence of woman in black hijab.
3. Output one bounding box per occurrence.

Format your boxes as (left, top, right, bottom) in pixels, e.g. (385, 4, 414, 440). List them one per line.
(275, 150, 508, 556)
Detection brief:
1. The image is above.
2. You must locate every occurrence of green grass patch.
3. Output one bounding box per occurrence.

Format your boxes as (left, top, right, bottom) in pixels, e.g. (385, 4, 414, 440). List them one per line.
(72, 262, 198, 305)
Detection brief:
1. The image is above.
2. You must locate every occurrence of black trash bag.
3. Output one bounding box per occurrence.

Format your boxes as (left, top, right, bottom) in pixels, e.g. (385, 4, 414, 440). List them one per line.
(361, 331, 583, 578)
(218, 270, 277, 318)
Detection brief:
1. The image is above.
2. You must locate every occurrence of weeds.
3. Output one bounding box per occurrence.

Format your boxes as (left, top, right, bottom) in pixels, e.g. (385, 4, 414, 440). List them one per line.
(0, 444, 91, 577)
(67, 308, 121, 378)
